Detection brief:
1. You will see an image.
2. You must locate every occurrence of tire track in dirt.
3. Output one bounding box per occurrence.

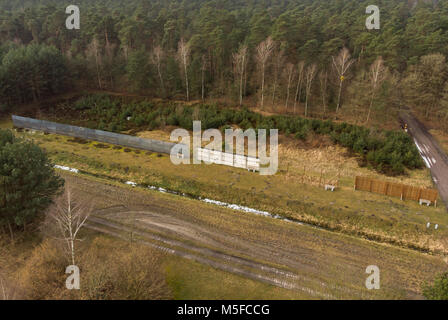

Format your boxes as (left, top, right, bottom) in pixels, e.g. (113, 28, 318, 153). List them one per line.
(115, 210, 326, 273)
(65, 174, 441, 299)
(85, 217, 336, 299)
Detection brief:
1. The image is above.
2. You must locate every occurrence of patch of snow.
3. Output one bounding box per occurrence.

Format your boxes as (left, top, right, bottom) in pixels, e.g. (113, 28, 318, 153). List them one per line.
(54, 164, 303, 228)
(125, 181, 137, 187)
(54, 165, 79, 173)
(199, 197, 301, 225)
(422, 156, 431, 168)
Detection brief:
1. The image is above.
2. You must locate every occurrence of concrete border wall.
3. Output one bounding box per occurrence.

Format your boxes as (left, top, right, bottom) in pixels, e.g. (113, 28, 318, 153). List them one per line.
(12, 115, 176, 154)
(196, 147, 260, 171)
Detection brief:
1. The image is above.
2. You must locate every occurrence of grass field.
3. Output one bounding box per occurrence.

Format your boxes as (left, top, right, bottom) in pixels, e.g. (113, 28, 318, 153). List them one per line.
(430, 129, 448, 155)
(165, 256, 312, 300)
(2, 115, 447, 255)
(24, 173, 448, 299)
(51, 173, 448, 298)
(1, 165, 447, 299)
(0, 233, 310, 300)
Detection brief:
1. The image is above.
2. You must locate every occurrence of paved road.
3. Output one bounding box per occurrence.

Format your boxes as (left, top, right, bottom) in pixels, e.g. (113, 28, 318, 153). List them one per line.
(400, 111, 448, 210)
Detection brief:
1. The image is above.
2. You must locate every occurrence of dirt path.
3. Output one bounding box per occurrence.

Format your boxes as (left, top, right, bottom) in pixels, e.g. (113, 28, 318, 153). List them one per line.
(400, 111, 448, 210)
(85, 217, 333, 298)
(60, 173, 447, 299)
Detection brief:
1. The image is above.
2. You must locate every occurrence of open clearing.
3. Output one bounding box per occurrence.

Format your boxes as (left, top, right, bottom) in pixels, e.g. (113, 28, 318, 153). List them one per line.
(59, 172, 446, 299)
(3, 115, 447, 254)
(2, 113, 448, 299)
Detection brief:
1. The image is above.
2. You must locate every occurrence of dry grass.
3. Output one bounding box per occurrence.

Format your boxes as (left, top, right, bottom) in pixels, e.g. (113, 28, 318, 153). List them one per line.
(430, 129, 448, 155)
(61, 173, 448, 299)
(6, 235, 171, 300)
(3, 117, 448, 254)
(135, 126, 435, 189)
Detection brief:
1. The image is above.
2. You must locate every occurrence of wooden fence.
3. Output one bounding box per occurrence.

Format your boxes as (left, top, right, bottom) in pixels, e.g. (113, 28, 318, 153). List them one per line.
(354, 176, 438, 204)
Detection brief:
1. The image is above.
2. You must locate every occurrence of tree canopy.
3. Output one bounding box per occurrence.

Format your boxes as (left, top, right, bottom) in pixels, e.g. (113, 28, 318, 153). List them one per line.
(0, 0, 447, 127)
(0, 129, 64, 236)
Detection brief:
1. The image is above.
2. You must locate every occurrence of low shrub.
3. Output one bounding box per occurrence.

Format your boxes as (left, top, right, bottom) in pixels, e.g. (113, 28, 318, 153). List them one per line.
(60, 94, 423, 176)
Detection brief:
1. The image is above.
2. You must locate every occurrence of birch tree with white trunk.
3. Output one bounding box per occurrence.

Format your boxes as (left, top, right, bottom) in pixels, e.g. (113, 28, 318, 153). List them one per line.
(293, 61, 305, 114)
(366, 56, 387, 123)
(201, 54, 208, 101)
(87, 37, 103, 89)
(332, 47, 355, 112)
(0, 275, 17, 300)
(305, 64, 317, 117)
(271, 48, 285, 107)
(232, 45, 248, 107)
(48, 187, 91, 266)
(284, 62, 295, 112)
(319, 70, 329, 116)
(177, 38, 191, 101)
(255, 37, 275, 109)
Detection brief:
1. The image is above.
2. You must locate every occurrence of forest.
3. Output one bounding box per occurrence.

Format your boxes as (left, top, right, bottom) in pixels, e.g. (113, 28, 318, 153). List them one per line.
(1, 0, 448, 128)
(2, 0, 448, 301)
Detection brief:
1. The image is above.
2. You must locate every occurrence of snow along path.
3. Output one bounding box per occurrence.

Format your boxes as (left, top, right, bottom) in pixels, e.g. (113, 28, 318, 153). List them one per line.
(53, 164, 303, 227)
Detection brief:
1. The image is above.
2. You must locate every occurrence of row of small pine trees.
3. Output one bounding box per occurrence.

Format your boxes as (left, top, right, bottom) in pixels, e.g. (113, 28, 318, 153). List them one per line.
(66, 94, 423, 175)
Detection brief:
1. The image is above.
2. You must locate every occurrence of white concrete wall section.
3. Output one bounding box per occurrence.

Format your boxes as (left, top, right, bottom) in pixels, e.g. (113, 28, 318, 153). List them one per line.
(222, 152, 234, 166)
(210, 150, 223, 164)
(234, 154, 247, 169)
(247, 157, 260, 171)
(196, 148, 259, 172)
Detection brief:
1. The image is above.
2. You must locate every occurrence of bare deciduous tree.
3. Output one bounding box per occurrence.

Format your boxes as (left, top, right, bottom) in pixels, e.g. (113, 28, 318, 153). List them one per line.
(233, 45, 248, 106)
(271, 48, 285, 107)
(104, 41, 116, 89)
(201, 54, 208, 101)
(305, 64, 317, 117)
(284, 63, 295, 112)
(86, 37, 103, 89)
(319, 70, 328, 116)
(48, 187, 91, 266)
(177, 38, 191, 101)
(332, 47, 355, 112)
(255, 37, 275, 109)
(293, 61, 305, 114)
(151, 45, 165, 95)
(366, 56, 388, 123)
(0, 274, 17, 300)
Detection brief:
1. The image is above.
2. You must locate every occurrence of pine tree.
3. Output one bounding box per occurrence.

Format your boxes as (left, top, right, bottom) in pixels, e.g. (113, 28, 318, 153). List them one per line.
(0, 130, 64, 242)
